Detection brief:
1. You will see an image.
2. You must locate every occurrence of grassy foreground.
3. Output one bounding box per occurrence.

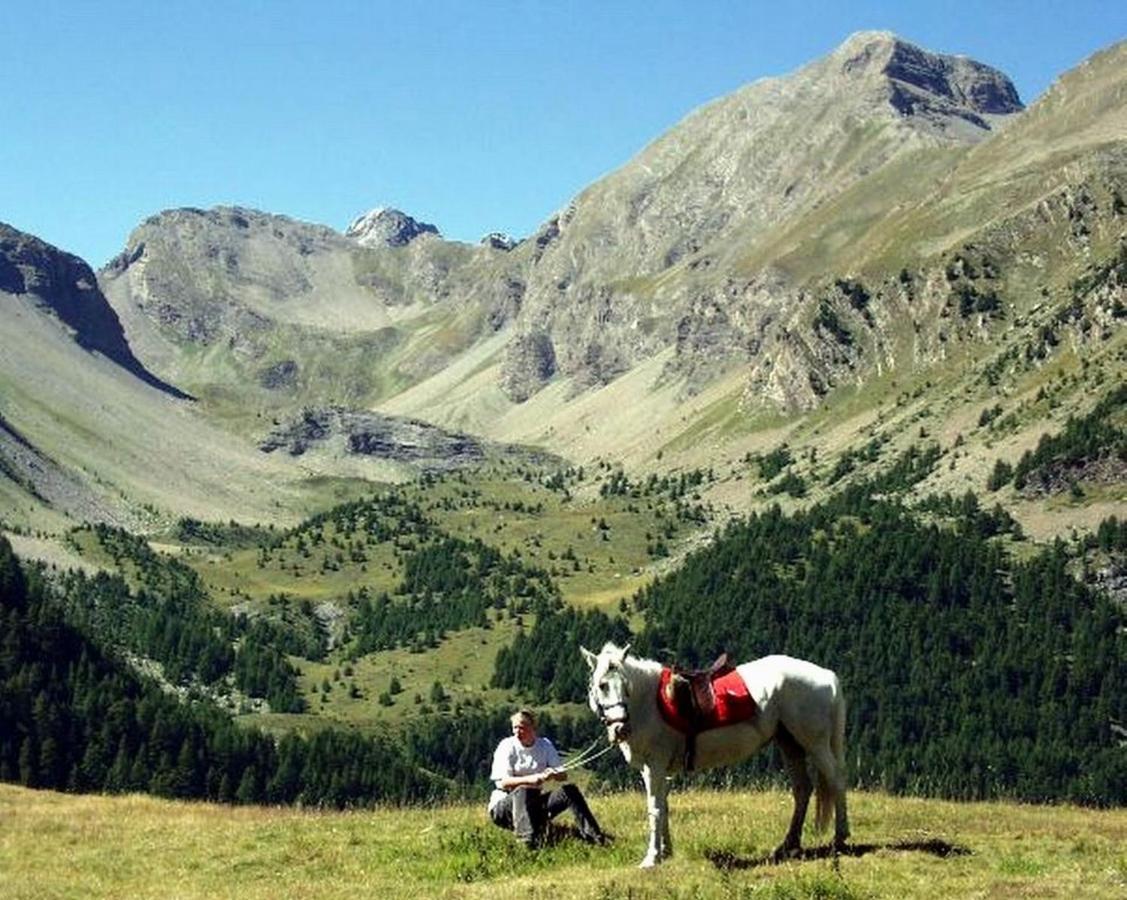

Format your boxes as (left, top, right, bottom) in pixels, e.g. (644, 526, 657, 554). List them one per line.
(2, 784, 1126, 899)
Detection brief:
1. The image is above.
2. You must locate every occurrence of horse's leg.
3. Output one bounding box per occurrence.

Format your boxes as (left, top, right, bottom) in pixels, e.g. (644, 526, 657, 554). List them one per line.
(834, 782, 850, 849)
(831, 692, 850, 848)
(640, 764, 671, 867)
(658, 777, 672, 859)
(774, 724, 812, 860)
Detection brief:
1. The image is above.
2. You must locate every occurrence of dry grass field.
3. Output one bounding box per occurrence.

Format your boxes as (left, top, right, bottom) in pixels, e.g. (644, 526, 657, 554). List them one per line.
(2, 783, 1125, 899)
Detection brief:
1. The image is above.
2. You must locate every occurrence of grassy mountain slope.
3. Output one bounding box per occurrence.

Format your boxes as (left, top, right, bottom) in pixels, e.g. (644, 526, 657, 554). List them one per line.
(0, 288, 319, 530)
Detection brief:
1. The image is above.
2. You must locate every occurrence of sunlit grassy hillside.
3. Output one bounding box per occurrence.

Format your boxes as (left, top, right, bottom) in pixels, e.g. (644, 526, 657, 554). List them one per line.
(2, 784, 1125, 899)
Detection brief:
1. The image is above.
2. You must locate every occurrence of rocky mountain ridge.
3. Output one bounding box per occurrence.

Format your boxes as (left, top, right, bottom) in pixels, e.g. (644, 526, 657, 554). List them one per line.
(490, 31, 1027, 401)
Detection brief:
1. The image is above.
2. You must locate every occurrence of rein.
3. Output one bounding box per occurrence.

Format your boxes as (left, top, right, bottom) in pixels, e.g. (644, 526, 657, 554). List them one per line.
(560, 736, 619, 772)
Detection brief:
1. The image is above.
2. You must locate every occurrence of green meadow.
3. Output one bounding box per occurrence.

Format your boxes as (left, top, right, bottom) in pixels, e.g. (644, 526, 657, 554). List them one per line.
(3, 784, 1125, 899)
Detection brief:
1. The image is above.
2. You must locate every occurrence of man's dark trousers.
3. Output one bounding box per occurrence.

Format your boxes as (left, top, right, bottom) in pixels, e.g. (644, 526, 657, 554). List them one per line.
(490, 785, 603, 846)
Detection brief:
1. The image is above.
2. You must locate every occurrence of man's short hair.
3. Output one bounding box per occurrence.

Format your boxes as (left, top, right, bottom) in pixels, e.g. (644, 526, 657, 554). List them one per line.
(511, 708, 537, 727)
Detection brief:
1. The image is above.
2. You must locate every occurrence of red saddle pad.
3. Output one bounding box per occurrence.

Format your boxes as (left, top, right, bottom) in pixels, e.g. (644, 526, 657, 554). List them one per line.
(657, 666, 758, 733)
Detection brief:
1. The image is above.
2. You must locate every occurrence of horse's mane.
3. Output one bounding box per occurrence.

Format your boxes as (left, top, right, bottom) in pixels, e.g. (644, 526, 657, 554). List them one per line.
(627, 654, 663, 678)
(604, 644, 662, 684)
(600, 641, 663, 679)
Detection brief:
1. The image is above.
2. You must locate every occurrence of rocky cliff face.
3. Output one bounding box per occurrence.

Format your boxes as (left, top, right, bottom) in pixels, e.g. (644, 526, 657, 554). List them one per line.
(258, 406, 558, 472)
(865, 32, 1022, 125)
(259, 406, 485, 468)
(492, 31, 1027, 402)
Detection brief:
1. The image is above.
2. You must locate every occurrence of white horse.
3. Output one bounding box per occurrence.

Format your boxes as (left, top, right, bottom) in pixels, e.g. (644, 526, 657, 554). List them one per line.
(581, 642, 849, 867)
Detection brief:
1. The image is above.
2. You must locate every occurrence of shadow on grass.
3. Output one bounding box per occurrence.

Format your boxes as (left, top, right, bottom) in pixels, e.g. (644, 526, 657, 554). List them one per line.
(706, 838, 972, 870)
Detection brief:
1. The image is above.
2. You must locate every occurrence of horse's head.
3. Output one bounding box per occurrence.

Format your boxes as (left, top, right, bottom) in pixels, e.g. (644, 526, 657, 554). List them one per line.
(581, 642, 632, 743)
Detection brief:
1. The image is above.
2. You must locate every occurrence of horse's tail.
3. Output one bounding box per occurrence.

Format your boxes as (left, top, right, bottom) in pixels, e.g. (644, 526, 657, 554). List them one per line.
(814, 679, 847, 833)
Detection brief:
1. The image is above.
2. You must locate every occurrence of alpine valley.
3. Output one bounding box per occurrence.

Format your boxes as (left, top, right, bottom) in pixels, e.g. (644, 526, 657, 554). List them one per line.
(1, 31, 1125, 823)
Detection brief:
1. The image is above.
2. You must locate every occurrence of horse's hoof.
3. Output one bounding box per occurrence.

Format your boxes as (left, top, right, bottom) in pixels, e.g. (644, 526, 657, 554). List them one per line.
(771, 844, 801, 863)
(639, 856, 659, 869)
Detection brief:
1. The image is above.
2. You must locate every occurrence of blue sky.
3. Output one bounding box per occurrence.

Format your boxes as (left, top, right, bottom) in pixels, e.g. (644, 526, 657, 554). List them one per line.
(3, 1, 1125, 267)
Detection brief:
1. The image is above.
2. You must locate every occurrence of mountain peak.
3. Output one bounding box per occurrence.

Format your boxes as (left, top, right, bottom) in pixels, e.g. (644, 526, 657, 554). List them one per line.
(345, 208, 440, 248)
(832, 31, 1023, 117)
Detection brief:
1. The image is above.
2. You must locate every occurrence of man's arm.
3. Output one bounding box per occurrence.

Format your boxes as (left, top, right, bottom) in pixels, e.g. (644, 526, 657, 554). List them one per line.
(497, 769, 560, 789)
(492, 738, 567, 789)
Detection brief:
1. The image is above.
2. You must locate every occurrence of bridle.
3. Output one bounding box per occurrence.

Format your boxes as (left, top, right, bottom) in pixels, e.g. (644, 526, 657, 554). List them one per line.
(591, 663, 631, 739)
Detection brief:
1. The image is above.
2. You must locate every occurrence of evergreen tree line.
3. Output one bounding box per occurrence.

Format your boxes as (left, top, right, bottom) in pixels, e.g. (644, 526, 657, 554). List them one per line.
(989, 382, 1127, 491)
(1087, 515, 1127, 553)
(293, 490, 434, 547)
(55, 541, 304, 712)
(174, 517, 273, 549)
(241, 600, 328, 661)
(0, 538, 434, 806)
(492, 598, 631, 704)
(56, 568, 235, 685)
(231, 622, 306, 713)
(351, 536, 558, 653)
(492, 488, 1126, 806)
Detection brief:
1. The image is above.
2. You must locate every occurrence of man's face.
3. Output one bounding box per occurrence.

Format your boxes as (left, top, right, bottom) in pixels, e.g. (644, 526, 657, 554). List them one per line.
(512, 717, 536, 746)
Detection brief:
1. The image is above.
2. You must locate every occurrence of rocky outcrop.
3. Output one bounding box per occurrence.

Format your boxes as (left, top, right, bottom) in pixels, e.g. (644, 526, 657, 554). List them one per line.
(345, 208, 439, 248)
(481, 232, 518, 251)
(500, 332, 557, 401)
(849, 32, 1023, 129)
(259, 406, 487, 470)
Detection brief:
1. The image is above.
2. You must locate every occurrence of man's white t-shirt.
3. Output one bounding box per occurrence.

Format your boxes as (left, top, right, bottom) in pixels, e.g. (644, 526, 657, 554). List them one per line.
(488, 735, 562, 812)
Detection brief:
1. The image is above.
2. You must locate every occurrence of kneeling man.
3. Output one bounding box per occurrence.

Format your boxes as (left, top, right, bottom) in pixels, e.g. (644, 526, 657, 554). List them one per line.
(487, 708, 606, 847)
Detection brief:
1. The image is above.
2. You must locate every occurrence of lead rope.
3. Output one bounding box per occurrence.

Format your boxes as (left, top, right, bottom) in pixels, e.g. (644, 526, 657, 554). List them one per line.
(560, 736, 619, 772)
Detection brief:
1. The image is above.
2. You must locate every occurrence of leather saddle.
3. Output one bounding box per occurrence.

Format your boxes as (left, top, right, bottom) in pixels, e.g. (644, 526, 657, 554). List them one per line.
(667, 652, 732, 728)
(661, 653, 740, 771)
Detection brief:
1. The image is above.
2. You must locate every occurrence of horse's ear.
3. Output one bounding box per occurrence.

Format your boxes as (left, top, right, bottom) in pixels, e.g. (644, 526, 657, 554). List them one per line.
(618, 643, 632, 664)
(580, 646, 598, 671)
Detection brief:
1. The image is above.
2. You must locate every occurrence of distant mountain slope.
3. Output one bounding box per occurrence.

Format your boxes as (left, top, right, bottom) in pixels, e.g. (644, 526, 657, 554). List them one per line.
(6, 31, 1113, 530)
(98, 205, 515, 433)
(0, 230, 318, 526)
(0, 223, 189, 399)
(95, 32, 1037, 428)
(386, 34, 1125, 437)
(0, 222, 558, 528)
(0, 411, 124, 526)
(491, 31, 1024, 395)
